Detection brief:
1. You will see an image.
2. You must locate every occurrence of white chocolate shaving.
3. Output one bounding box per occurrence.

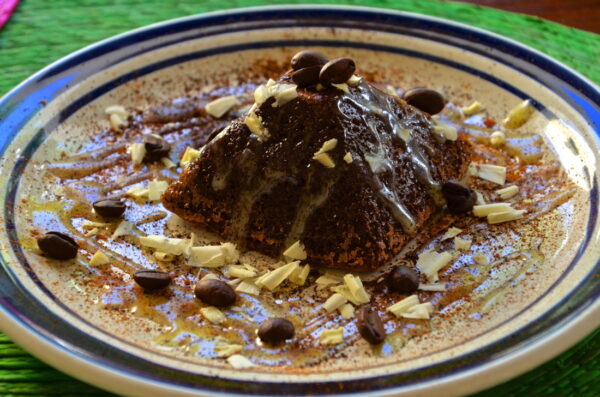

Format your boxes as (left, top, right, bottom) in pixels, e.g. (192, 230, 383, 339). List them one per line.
(339, 303, 355, 319)
(343, 152, 353, 164)
(111, 221, 133, 239)
(323, 293, 348, 313)
(441, 227, 462, 241)
(496, 185, 519, 199)
(313, 152, 335, 168)
(473, 203, 513, 217)
(90, 250, 110, 266)
(127, 143, 146, 165)
(487, 209, 526, 224)
(283, 240, 307, 260)
(215, 344, 243, 358)
(205, 95, 240, 118)
(180, 146, 201, 166)
(502, 99, 534, 129)
(139, 235, 188, 255)
(147, 179, 168, 201)
(200, 306, 226, 324)
(461, 101, 485, 116)
(416, 250, 453, 283)
(320, 327, 344, 345)
(476, 163, 506, 185)
(227, 354, 255, 369)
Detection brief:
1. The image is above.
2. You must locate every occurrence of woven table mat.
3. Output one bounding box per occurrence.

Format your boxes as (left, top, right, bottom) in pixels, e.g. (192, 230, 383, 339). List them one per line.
(0, 0, 598, 396)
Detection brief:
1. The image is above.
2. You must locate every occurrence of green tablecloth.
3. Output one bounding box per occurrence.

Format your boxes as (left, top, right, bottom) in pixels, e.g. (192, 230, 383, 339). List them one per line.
(0, 1, 598, 396)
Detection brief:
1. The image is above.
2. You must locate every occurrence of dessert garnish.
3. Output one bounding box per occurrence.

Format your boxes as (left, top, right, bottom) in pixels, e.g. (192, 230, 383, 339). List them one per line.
(29, 48, 578, 370)
(387, 265, 420, 294)
(92, 198, 126, 218)
(257, 318, 295, 345)
(133, 269, 172, 290)
(194, 279, 236, 307)
(36, 232, 78, 260)
(357, 306, 386, 345)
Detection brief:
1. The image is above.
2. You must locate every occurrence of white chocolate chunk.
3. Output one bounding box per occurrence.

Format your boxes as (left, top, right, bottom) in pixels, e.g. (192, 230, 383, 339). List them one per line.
(323, 293, 348, 313)
(320, 327, 344, 345)
(330, 285, 361, 305)
(126, 185, 149, 199)
(461, 101, 485, 116)
(343, 274, 370, 304)
(127, 143, 146, 165)
(475, 191, 486, 205)
(416, 250, 453, 283)
(476, 163, 506, 185)
(433, 121, 458, 141)
(441, 227, 462, 241)
(200, 306, 226, 324)
(105, 105, 129, 118)
(148, 179, 168, 201)
(401, 302, 433, 319)
(473, 253, 488, 265)
(473, 203, 513, 217)
(289, 264, 310, 286)
(283, 240, 307, 260)
(315, 138, 338, 155)
(244, 111, 269, 141)
(90, 250, 110, 266)
(189, 246, 225, 267)
(154, 251, 175, 262)
(255, 261, 299, 291)
(343, 152, 353, 163)
(339, 303, 355, 319)
(235, 280, 260, 295)
(111, 221, 133, 239)
(490, 131, 506, 146)
(387, 294, 419, 317)
(82, 220, 110, 228)
(139, 235, 188, 255)
(227, 354, 255, 369)
(220, 242, 240, 263)
(331, 83, 350, 93)
(215, 344, 243, 358)
(205, 95, 240, 118)
(180, 146, 201, 166)
(487, 209, 526, 224)
(313, 152, 335, 168)
(347, 75, 362, 87)
(454, 237, 472, 251)
(316, 272, 343, 289)
(226, 265, 257, 279)
(502, 99, 535, 129)
(496, 185, 519, 199)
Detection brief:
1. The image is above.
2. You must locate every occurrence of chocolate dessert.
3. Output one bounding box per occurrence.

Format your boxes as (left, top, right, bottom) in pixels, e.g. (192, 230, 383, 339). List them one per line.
(162, 54, 472, 271)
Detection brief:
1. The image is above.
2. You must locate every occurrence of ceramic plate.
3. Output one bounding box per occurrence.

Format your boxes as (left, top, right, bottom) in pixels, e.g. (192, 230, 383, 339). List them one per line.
(0, 5, 599, 397)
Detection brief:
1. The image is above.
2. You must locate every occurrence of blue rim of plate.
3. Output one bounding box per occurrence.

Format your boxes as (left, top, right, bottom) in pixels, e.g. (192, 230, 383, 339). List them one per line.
(0, 5, 599, 396)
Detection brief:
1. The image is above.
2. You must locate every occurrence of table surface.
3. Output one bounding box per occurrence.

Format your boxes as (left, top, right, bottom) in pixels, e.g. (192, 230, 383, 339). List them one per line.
(0, 1, 599, 396)
(460, 0, 600, 34)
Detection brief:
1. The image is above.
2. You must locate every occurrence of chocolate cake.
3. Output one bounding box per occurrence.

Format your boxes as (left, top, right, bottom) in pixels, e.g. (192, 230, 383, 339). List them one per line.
(162, 55, 472, 271)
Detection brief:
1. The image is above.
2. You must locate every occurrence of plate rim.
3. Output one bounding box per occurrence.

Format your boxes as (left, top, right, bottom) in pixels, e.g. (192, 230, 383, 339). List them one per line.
(0, 4, 599, 396)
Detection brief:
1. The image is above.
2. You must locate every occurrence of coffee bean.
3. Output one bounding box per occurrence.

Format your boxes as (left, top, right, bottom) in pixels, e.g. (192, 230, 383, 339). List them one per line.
(257, 318, 295, 344)
(134, 269, 171, 290)
(402, 88, 445, 115)
(37, 232, 78, 260)
(388, 265, 420, 294)
(291, 51, 328, 70)
(93, 198, 126, 218)
(319, 58, 356, 86)
(442, 180, 477, 214)
(357, 306, 386, 345)
(143, 135, 171, 162)
(291, 65, 321, 88)
(194, 279, 236, 307)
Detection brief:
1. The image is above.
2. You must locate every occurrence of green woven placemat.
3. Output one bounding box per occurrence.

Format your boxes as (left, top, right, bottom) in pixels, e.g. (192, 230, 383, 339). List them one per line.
(0, 1, 598, 396)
